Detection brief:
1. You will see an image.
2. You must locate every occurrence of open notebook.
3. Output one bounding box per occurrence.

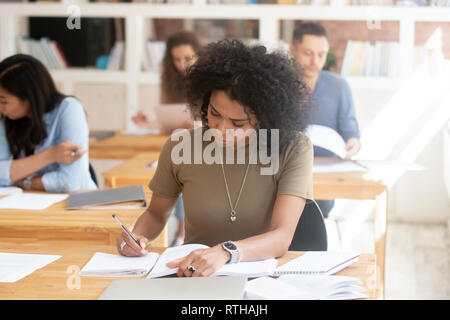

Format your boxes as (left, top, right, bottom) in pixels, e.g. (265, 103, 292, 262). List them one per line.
(80, 244, 277, 278)
(274, 251, 360, 276)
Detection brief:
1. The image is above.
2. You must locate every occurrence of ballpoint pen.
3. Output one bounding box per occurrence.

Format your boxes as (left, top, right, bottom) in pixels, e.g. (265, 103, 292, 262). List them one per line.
(112, 214, 140, 246)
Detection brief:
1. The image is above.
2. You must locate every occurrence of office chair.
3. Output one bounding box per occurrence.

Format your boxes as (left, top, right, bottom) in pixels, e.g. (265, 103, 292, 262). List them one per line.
(288, 200, 328, 251)
(89, 163, 98, 187)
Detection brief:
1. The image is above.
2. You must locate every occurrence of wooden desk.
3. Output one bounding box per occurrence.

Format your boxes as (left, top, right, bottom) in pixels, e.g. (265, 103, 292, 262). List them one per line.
(103, 152, 160, 189)
(0, 241, 376, 300)
(103, 153, 388, 297)
(89, 132, 170, 159)
(0, 187, 166, 248)
(313, 157, 388, 298)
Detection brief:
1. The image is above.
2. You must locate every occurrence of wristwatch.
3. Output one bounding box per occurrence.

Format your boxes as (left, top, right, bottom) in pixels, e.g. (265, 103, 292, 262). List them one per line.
(22, 176, 33, 190)
(221, 241, 240, 264)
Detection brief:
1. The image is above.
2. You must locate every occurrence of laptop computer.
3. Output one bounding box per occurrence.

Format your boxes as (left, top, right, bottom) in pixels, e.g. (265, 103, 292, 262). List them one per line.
(98, 276, 247, 300)
(154, 103, 193, 133)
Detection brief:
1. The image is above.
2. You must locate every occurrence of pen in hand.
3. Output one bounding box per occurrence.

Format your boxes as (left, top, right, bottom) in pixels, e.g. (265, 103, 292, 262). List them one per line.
(113, 214, 147, 255)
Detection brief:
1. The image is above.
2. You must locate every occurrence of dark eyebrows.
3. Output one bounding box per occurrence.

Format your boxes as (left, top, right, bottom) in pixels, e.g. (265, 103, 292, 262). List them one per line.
(209, 103, 249, 122)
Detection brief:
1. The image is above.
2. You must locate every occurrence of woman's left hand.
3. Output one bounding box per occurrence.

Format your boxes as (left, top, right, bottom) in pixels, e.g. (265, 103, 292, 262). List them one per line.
(165, 245, 230, 277)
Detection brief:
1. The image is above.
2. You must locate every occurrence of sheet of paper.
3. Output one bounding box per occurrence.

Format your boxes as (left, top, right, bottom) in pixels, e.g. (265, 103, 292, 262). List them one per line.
(277, 275, 367, 300)
(80, 252, 160, 277)
(356, 160, 424, 171)
(121, 128, 160, 135)
(313, 161, 367, 173)
(0, 187, 23, 196)
(305, 125, 347, 159)
(147, 244, 209, 279)
(145, 160, 158, 170)
(0, 193, 68, 210)
(0, 252, 61, 283)
(245, 276, 316, 300)
(215, 259, 278, 278)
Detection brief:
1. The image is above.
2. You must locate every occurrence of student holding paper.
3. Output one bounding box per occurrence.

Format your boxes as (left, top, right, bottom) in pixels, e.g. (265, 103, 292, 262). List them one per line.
(290, 22, 361, 159)
(132, 31, 203, 246)
(117, 39, 314, 277)
(132, 31, 201, 130)
(0, 54, 97, 192)
(289, 23, 361, 223)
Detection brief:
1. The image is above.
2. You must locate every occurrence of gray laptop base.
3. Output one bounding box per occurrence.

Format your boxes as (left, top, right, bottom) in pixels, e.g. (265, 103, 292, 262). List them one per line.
(98, 276, 247, 300)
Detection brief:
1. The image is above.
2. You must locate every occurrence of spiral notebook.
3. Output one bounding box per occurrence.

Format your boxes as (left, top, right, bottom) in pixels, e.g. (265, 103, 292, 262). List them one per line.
(274, 251, 360, 276)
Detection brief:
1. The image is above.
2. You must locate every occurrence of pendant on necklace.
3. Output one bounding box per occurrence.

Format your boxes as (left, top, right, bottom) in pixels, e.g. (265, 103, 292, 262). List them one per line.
(230, 210, 237, 222)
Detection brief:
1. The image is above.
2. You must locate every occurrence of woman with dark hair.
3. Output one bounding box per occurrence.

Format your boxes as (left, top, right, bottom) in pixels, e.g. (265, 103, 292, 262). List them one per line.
(132, 30, 202, 128)
(0, 54, 97, 192)
(133, 31, 202, 247)
(117, 39, 313, 277)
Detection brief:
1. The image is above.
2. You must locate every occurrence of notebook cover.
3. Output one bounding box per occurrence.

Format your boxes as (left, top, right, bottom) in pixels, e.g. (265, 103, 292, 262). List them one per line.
(66, 185, 146, 210)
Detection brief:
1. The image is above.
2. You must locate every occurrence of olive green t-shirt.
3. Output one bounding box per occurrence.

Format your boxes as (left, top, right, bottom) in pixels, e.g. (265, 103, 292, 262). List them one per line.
(149, 128, 313, 247)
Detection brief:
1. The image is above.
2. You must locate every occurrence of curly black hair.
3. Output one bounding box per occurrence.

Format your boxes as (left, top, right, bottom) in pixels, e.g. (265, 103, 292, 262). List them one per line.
(185, 39, 310, 154)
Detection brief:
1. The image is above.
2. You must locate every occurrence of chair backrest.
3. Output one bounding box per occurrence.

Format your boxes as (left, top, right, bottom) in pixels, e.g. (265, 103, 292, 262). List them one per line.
(288, 200, 328, 251)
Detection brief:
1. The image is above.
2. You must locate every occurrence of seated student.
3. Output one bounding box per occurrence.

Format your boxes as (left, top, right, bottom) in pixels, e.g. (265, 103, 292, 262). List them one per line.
(133, 31, 202, 246)
(0, 54, 97, 192)
(289, 23, 361, 231)
(132, 30, 202, 131)
(117, 39, 314, 277)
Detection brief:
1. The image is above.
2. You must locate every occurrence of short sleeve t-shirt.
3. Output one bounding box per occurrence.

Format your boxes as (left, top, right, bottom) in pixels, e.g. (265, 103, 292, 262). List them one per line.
(149, 128, 313, 247)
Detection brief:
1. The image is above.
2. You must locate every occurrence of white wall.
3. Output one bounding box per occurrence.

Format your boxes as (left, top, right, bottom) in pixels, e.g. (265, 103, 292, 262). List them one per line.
(350, 71, 450, 224)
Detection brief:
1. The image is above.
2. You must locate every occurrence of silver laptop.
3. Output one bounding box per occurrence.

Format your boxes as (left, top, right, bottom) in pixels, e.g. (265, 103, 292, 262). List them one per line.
(98, 276, 247, 300)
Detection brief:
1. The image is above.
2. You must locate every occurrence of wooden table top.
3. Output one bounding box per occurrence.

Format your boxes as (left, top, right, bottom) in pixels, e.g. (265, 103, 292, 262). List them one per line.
(89, 132, 170, 159)
(102, 152, 160, 181)
(0, 188, 151, 244)
(0, 241, 376, 300)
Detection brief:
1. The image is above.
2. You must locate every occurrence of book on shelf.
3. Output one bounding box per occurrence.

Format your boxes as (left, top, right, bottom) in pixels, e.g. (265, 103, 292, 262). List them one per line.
(107, 41, 125, 71)
(341, 40, 401, 78)
(15, 36, 69, 70)
(142, 40, 166, 72)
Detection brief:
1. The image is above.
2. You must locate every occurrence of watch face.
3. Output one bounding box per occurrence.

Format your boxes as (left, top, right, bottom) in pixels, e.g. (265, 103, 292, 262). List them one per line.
(224, 242, 237, 250)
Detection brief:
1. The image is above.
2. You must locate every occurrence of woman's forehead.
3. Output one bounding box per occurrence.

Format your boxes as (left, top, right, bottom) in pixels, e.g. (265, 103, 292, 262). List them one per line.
(209, 90, 250, 120)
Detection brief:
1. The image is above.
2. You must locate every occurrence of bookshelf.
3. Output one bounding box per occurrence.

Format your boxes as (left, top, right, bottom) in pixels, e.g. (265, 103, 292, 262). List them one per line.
(0, 2, 449, 130)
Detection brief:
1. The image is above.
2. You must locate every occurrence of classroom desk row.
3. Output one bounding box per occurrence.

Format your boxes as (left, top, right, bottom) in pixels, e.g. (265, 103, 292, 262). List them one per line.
(0, 241, 377, 300)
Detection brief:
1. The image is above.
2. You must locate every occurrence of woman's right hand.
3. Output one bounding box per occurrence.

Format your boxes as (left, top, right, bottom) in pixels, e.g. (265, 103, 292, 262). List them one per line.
(51, 141, 86, 164)
(116, 231, 150, 257)
(132, 111, 150, 128)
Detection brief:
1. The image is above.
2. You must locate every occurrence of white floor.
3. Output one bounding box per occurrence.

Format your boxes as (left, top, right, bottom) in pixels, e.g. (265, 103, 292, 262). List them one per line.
(325, 200, 450, 300)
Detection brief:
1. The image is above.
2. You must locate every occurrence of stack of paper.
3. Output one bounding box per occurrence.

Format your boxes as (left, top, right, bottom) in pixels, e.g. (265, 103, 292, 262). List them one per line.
(80, 252, 160, 277)
(245, 275, 367, 300)
(0, 187, 23, 197)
